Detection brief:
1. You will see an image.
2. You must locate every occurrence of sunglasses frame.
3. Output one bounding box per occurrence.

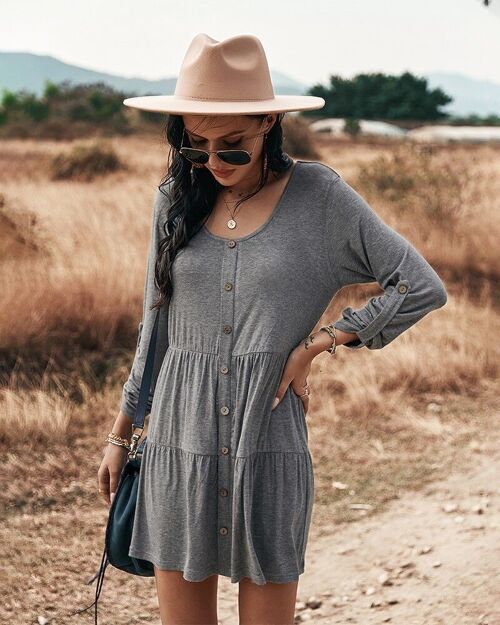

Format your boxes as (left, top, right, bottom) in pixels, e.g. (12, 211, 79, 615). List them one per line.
(179, 118, 268, 167)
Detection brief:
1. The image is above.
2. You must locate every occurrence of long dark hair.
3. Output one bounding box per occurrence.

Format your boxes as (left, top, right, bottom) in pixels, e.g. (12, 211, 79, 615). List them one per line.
(151, 112, 294, 310)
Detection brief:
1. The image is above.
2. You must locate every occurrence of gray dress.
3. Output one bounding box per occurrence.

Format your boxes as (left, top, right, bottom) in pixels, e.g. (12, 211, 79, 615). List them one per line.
(121, 159, 448, 585)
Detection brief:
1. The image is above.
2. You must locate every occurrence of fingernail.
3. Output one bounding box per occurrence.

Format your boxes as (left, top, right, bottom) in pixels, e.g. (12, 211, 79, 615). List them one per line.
(272, 397, 280, 410)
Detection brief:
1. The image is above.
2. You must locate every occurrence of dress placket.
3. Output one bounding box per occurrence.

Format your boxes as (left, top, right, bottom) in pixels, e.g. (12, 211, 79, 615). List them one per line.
(217, 237, 238, 572)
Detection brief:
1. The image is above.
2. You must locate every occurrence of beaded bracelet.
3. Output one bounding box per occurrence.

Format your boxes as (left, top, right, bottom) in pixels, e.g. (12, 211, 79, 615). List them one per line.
(319, 323, 337, 356)
(303, 323, 337, 356)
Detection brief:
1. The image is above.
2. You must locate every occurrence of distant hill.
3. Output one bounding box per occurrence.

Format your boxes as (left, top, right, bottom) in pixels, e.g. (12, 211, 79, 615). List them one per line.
(426, 71, 500, 117)
(0, 52, 177, 97)
(0, 51, 307, 98)
(1, 51, 500, 116)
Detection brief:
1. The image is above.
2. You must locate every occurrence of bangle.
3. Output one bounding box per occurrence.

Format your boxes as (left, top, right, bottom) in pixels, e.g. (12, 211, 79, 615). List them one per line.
(318, 323, 337, 356)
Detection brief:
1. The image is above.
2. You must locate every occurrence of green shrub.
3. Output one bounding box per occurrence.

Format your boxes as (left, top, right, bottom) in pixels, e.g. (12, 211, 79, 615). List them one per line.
(344, 117, 361, 137)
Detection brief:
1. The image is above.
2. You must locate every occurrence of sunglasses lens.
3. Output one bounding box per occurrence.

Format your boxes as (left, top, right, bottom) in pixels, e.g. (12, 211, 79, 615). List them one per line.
(218, 151, 251, 166)
(180, 148, 209, 164)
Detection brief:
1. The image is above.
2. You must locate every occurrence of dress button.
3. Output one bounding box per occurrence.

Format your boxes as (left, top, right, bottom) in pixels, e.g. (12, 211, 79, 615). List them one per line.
(227, 240, 236, 248)
(398, 284, 408, 294)
(220, 406, 230, 415)
(219, 526, 229, 535)
(223, 324, 232, 334)
(224, 282, 233, 291)
(220, 365, 229, 374)
(219, 488, 228, 497)
(221, 446, 229, 455)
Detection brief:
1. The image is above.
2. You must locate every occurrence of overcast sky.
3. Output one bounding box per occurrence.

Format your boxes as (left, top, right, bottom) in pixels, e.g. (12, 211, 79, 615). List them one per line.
(2, 0, 500, 86)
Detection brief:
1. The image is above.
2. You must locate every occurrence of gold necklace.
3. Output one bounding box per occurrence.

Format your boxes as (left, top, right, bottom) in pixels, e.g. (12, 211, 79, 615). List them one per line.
(218, 158, 275, 230)
(221, 195, 244, 230)
(221, 183, 258, 230)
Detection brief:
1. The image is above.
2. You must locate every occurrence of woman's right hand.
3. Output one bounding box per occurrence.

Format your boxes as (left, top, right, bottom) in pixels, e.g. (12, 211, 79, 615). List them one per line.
(98, 443, 129, 506)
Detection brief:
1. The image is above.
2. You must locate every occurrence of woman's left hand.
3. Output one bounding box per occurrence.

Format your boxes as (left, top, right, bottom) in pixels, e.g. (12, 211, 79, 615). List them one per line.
(272, 344, 315, 415)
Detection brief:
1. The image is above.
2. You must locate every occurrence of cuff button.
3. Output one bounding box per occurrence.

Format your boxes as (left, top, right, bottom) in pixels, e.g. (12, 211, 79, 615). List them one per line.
(398, 284, 408, 294)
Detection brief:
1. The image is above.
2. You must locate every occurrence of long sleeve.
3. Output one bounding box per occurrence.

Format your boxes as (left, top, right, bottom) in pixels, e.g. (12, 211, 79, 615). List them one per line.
(324, 175, 448, 350)
(120, 186, 172, 419)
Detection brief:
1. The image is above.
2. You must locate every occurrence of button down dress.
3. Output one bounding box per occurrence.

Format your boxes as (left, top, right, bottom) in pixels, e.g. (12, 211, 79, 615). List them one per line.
(120, 159, 448, 585)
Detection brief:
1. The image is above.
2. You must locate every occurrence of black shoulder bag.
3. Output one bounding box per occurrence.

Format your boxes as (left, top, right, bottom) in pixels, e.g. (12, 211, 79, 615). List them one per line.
(70, 306, 162, 624)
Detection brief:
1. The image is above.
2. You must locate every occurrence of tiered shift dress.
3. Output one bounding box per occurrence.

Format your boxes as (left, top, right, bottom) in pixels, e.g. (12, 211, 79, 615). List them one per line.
(121, 159, 448, 585)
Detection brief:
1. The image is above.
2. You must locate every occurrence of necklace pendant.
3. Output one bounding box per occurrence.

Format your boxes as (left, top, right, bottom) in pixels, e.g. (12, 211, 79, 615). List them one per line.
(227, 218, 237, 229)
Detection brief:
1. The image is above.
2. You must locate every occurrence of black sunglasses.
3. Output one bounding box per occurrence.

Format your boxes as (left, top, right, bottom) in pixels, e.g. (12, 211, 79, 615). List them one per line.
(179, 119, 267, 166)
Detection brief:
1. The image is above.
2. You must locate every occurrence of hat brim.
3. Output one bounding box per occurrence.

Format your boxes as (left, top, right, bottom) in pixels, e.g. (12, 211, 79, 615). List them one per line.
(122, 94, 325, 115)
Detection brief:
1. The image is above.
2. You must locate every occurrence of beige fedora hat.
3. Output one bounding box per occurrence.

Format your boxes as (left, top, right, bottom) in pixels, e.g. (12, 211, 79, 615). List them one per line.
(123, 32, 325, 115)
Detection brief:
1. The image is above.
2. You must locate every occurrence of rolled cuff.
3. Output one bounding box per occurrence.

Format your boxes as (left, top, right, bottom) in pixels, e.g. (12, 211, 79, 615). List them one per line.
(332, 278, 411, 350)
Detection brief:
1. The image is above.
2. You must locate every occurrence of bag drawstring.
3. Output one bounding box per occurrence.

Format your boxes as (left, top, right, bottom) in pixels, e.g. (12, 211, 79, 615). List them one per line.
(68, 544, 110, 625)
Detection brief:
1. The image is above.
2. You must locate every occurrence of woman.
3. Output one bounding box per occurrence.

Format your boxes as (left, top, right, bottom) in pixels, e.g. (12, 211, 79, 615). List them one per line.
(98, 33, 448, 625)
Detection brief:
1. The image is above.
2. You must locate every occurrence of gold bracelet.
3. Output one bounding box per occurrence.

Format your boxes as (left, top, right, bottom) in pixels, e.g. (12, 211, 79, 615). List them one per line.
(106, 438, 130, 450)
(107, 431, 131, 445)
(106, 432, 131, 450)
(318, 323, 337, 356)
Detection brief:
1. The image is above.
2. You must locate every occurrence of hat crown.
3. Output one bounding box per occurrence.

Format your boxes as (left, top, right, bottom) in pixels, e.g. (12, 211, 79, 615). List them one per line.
(174, 33, 275, 102)
(122, 32, 325, 114)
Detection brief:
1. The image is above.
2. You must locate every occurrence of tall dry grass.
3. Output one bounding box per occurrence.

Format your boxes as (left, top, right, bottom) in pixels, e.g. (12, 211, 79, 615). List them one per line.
(0, 134, 499, 525)
(353, 142, 500, 280)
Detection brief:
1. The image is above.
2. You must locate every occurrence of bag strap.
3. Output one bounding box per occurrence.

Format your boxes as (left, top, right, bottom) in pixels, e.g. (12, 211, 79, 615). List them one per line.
(132, 306, 162, 430)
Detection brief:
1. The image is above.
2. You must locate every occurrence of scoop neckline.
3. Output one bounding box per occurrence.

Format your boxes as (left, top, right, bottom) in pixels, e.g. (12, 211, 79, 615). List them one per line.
(201, 160, 303, 243)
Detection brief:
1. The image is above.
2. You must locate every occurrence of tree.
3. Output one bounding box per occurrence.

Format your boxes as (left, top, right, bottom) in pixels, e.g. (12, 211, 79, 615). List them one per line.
(306, 71, 452, 122)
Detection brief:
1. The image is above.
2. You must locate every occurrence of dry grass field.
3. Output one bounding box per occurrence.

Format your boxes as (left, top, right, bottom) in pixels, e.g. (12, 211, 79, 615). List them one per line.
(1, 131, 499, 624)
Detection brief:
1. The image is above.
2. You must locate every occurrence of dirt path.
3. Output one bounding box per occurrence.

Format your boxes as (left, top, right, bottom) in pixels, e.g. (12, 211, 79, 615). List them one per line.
(217, 436, 500, 624)
(5, 420, 499, 625)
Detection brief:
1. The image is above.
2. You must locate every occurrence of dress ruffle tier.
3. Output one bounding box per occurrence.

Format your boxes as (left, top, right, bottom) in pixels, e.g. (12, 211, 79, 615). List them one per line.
(127, 345, 314, 584)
